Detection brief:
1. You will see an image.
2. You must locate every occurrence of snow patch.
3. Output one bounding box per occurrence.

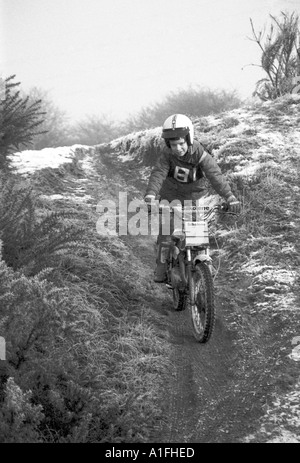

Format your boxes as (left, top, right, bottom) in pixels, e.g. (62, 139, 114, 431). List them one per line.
(289, 345, 300, 361)
(118, 153, 138, 163)
(266, 430, 300, 443)
(9, 144, 90, 174)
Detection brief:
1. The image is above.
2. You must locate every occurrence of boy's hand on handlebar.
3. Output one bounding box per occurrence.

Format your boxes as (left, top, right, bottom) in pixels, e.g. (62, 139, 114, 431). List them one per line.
(144, 195, 156, 204)
(227, 195, 241, 214)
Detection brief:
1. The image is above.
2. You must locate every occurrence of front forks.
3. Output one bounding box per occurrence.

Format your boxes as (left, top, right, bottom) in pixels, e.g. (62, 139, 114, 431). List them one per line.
(187, 249, 196, 305)
(174, 247, 199, 306)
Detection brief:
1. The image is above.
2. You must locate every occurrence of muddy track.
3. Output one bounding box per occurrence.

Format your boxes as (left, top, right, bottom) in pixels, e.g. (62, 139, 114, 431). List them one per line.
(151, 290, 248, 442)
(152, 263, 300, 443)
(161, 308, 238, 443)
(122, 232, 263, 443)
(126, 232, 276, 444)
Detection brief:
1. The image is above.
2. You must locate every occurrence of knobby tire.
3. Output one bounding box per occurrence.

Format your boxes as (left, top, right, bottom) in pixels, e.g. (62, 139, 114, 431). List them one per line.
(190, 262, 215, 343)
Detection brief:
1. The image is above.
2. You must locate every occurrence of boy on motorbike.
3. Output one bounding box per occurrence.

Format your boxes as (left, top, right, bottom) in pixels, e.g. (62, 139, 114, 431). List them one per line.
(144, 114, 240, 282)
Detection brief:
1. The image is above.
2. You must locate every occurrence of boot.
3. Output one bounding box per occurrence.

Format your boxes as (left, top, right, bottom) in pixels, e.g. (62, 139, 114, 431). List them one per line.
(154, 262, 167, 283)
(153, 239, 170, 283)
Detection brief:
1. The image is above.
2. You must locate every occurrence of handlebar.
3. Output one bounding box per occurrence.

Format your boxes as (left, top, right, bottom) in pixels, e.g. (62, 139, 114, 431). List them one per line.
(145, 200, 239, 219)
(146, 202, 236, 226)
(147, 201, 229, 213)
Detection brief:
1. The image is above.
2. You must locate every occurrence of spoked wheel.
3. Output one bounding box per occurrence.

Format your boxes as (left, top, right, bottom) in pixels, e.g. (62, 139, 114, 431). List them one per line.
(172, 287, 187, 311)
(189, 262, 215, 343)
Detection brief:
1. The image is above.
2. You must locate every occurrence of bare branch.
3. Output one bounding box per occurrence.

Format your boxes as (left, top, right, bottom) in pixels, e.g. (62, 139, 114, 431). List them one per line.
(249, 18, 265, 53)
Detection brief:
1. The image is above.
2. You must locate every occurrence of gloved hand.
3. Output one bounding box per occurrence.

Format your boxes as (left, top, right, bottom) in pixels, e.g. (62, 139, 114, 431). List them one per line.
(144, 195, 156, 204)
(227, 195, 241, 214)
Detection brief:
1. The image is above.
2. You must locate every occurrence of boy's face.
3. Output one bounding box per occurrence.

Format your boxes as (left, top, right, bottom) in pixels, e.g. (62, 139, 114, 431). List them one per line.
(169, 138, 188, 157)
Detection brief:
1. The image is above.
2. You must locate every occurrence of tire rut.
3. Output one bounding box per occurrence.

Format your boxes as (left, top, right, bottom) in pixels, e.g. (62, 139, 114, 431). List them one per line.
(159, 304, 239, 443)
(128, 234, 246, 443)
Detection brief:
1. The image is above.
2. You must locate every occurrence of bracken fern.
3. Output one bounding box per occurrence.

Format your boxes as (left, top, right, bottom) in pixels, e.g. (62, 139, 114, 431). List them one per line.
(0, 173, 85, 275)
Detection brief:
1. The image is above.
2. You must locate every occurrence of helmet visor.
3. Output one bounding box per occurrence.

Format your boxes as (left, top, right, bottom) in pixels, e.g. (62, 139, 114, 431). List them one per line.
(162, 127, 189, 139)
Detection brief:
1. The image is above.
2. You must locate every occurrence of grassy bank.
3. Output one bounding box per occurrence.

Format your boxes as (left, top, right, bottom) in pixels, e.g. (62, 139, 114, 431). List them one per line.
(0, 163, 171, 443)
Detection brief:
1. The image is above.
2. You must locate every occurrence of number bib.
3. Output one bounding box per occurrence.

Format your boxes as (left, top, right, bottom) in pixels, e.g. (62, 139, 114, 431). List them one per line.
(184, 221, 209, 245)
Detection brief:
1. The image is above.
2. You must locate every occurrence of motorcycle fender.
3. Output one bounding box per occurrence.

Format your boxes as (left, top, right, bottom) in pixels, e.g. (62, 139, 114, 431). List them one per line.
(193, 253, 212, 265)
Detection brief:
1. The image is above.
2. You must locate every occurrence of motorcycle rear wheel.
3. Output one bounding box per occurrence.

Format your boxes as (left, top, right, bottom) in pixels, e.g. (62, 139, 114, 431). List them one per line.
(189, 262, 215, 343)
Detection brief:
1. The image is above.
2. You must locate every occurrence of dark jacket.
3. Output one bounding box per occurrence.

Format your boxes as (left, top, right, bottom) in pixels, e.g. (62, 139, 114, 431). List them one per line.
(145, 140, 232, 202)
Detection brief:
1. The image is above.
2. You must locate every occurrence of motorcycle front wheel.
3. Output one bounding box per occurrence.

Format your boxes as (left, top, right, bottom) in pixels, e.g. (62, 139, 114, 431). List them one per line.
(189, 262, 215, 343)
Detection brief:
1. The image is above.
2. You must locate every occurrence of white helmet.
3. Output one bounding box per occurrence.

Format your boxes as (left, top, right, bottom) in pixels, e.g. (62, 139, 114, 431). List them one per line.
(162, 114, 194, 147)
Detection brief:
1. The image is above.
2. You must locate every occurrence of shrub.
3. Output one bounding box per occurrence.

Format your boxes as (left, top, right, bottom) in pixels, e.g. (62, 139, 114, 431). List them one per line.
(123, 86, 242, 131)
(0, 377, 44, 443)
(0, 234, 170, 442)
(0, 173, 85, 275)
(0, 75, 45, 170)
(250, 12, 300, 100)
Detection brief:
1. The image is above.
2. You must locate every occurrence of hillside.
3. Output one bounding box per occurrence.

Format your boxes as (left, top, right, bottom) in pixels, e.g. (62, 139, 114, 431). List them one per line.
(2, 93, 300, 443)
(93, 94, 300, 443)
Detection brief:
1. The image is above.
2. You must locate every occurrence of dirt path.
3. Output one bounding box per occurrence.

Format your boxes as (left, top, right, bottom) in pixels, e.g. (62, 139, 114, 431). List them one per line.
(161, 310, 238, 443)
(132, 236, 257, 443)
(131, 233, 300, 444)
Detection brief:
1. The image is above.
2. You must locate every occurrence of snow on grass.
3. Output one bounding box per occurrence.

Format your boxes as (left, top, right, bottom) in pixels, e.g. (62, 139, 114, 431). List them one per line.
(289, 345, 300, 362)
(39, 193, 94, 204)
(117, 152, 139, 163)
(244, 376, 300, 443)
(9, 144, 90, 174)
(233, 161, 262, 177)
(242, 261, 296, 285)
